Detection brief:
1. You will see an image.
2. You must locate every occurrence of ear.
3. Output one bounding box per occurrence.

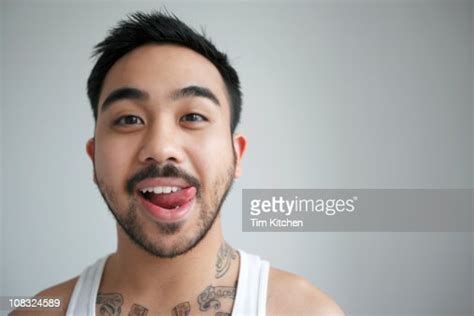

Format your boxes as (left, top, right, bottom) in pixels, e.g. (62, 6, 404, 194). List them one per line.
(232, 133, 247, 178)
(86, 138, 97, 184)
(86, 138, 95, 161)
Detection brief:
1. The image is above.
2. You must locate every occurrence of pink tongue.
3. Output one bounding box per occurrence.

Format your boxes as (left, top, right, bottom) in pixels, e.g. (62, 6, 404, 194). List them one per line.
(147, 187, 196, 209)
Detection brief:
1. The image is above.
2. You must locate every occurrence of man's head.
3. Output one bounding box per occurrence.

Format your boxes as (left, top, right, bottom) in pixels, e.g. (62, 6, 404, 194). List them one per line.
(87, 11, 242, 132)
(85, 11, 247, 258)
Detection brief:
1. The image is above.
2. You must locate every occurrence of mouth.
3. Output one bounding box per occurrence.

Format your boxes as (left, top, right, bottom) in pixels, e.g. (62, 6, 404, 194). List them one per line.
(136, 182, 197, 222)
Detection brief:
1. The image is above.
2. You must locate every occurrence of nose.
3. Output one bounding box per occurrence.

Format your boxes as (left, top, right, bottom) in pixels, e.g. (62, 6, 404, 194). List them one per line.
(138, 119, 184, 165)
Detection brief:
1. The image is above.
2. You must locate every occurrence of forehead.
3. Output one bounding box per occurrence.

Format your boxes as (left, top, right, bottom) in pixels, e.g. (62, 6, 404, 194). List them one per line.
(98, 44, 229, 112)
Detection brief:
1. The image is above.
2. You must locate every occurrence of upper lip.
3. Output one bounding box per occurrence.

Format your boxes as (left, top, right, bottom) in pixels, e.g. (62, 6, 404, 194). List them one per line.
(136, 177, 192, 191)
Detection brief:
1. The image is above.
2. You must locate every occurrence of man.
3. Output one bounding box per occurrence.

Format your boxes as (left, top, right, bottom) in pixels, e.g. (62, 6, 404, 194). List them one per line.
(13, 11, 344, 316)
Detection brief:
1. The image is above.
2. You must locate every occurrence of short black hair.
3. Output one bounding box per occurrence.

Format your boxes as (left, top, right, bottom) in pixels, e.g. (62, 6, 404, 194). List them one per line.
(87, 11, 242, 132)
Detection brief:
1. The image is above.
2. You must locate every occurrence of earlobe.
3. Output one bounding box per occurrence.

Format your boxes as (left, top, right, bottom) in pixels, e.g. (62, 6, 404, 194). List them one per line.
(86, 138, 95, 161)
(86, 138, 97, 184)
(233, 133, 247, 178)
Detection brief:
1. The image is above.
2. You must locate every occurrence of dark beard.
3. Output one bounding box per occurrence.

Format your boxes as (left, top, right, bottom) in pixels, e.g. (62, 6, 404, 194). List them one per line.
(95, 163, 235, 259)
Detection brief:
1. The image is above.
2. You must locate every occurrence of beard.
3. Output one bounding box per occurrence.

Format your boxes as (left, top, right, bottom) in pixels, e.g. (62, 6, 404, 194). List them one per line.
(94, 161, 235, 259)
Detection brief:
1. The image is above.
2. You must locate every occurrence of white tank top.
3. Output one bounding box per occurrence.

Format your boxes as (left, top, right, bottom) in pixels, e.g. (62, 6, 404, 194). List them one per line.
(66, 249, 270, 315)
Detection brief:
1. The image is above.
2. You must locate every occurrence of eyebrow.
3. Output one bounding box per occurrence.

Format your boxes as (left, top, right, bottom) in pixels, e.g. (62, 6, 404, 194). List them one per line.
(100, 85, 220, 113)
(101, 87, 149, 113)
(171, 85, 221, 106)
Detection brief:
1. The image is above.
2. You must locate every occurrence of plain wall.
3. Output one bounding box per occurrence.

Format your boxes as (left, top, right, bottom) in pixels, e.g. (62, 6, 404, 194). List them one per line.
(1, 1, 472, 315)
(0, 0, 4, 300)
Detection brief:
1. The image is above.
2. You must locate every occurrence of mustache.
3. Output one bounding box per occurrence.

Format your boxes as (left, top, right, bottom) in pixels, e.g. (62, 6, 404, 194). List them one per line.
(126, 164, 201, 196)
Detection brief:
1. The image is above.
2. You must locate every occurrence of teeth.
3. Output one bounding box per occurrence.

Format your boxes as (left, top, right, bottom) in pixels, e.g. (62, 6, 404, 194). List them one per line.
(140, 186, 181, 195)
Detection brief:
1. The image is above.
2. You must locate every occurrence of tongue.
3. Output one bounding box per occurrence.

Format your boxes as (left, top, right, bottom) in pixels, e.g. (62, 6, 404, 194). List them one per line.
(146, 187, 196, 209)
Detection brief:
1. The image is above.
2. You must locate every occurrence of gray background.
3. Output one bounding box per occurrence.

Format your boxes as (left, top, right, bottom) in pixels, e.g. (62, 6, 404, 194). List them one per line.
(1, 0, 472, 315)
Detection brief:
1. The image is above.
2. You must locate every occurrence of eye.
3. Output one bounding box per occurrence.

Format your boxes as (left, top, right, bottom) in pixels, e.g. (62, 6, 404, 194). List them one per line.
(180, 113, 208, 122)
(114, 115, 144, 126)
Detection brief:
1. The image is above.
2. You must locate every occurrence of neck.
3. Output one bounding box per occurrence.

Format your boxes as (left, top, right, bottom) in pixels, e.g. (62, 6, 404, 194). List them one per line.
(101, 215, 240, 309)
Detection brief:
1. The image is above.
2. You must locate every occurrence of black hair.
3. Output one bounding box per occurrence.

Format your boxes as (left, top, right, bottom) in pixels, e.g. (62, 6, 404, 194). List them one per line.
(87, 11, 242, 132)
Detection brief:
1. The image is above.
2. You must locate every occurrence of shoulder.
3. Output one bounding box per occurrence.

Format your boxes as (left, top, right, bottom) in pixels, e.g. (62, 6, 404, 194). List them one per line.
(266, 267, 345, 316)
(9, 277, 79, 316)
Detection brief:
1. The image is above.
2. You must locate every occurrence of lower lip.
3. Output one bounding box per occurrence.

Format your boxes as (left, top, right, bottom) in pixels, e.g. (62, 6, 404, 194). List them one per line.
(138, 193, 195, 222)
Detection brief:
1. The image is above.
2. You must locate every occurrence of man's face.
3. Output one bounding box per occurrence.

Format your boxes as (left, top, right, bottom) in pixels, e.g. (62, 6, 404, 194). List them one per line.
(86, 44, 246, 258)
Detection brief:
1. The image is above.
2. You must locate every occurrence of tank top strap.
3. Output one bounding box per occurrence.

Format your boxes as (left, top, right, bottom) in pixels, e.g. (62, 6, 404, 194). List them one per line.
(66, 255, 109, 316)
(232, 249, 270, 316)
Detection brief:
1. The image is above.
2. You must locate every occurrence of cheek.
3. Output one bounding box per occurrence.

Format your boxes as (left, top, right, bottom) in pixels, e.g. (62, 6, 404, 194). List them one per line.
(187, 131, 234, 181)
(94, 136, 137, 184)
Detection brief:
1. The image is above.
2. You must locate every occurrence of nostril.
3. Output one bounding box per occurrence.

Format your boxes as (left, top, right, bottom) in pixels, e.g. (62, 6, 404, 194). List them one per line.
(145, 156, 178, 162)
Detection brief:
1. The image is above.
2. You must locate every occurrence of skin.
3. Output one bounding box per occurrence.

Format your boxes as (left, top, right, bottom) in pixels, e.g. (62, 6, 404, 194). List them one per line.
(10, 44, 344, 316)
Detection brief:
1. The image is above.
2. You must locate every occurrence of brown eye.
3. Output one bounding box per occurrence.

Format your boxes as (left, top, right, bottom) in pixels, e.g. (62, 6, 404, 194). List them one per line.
(114, 115, 144, 126)
(181, 113, 207, 122)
